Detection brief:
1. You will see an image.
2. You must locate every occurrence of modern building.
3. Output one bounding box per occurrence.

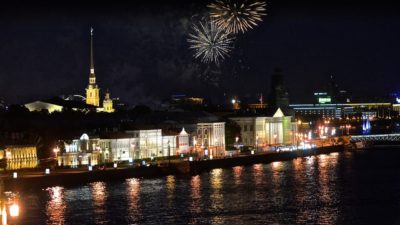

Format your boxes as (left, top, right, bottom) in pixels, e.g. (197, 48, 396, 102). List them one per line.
(268, 68, 290, 110)
(230, 108, 297, 149)
(290, 102, 393, 119)
(0, 145, 38, 170)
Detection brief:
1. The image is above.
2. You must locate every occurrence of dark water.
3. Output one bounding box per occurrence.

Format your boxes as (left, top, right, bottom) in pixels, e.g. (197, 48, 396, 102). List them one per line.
(15, 149, 400, 225)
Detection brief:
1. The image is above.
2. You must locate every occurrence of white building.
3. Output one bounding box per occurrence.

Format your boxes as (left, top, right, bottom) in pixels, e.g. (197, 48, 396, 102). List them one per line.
(178, 128, 190, 154)
(229, 108, 297, 149)
(194, 122, 226, 158)
(59, 124, 228, 166)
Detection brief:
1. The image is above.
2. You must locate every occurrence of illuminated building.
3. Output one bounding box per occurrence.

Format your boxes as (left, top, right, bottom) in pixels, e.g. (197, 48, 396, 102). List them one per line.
(59, 128, 185, 166)
(0, 145, 38, 170)
(84, 27, 115, 113)
(25, 101, 63, 113)
(25, 97, 96, 113)
(59, 133, 100, 167)
(194, 122, 226, 158)
(178, 128, 189, 154)
(85, 27, 100, 107)
(290, 102, 393, 119)
(102, 89, 115, 113)
(229, 108, 297, 148)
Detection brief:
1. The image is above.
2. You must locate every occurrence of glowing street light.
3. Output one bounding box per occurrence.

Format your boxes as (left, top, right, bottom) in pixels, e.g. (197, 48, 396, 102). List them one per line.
(9, 204, 19, 217)
(53, 147, 60, 159)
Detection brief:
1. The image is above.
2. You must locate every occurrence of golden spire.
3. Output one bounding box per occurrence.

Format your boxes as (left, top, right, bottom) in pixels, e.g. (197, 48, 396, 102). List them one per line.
(90, 27, 95, 77)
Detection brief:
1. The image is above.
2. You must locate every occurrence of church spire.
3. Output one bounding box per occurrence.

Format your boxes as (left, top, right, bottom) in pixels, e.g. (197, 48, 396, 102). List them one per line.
(86, 27, 100, 107)
(90, 27, 95, 77)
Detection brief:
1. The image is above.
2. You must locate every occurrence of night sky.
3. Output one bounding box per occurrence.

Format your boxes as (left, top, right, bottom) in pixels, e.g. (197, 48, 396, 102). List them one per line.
(1, 0, 400, 106)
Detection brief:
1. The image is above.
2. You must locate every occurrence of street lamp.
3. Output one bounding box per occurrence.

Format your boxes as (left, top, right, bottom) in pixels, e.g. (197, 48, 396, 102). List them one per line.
(53, 147, 60, 159)
(9, 203, 19, 217)
(255, 134, 259, 152)
(168, 140, 171, 166)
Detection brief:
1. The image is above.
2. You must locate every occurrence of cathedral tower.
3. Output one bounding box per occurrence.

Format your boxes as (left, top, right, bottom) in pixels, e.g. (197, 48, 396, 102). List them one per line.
(86, 27, 100, 107)
(103, 89, 115, 113)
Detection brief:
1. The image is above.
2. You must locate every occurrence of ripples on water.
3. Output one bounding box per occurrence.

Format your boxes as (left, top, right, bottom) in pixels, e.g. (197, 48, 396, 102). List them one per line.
(15, 150, 400, 224)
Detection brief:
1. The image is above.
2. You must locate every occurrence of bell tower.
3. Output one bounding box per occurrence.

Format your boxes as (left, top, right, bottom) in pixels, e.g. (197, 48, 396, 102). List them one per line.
(85, 27, 100, 107)
(103, 89, 115, 113)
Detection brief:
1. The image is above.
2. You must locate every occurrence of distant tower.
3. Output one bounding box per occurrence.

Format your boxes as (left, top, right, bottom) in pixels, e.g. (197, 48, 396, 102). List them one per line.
(103, 89, 115, 113)
(86, 27, 100, 107)
(267, 68, 290, 109)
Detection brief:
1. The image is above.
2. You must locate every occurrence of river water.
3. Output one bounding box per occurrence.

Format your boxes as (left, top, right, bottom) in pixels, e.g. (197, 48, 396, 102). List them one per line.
(14, 149, 400, 224)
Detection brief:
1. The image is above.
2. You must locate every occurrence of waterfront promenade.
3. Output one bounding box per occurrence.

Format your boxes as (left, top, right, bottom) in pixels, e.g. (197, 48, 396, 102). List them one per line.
(1, 145, 344, 191)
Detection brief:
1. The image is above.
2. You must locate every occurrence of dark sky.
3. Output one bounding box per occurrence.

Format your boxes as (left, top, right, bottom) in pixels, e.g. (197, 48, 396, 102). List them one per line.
(1, 0, 400, 106)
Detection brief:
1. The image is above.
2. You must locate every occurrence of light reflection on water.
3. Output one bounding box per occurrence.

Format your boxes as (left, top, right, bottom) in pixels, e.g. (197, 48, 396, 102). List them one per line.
(14, 150, 400, 224)
(126, 178, 141, 223)
(45, 186, 65, 225)
(232, 166, 243, 185)
(91, 182, 107, 224)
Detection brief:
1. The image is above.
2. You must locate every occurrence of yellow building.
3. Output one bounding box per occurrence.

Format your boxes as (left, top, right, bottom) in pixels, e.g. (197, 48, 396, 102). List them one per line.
(0, 145, 38, 170)
(86, 27, 100, 107)
(103, 89, 115, 113)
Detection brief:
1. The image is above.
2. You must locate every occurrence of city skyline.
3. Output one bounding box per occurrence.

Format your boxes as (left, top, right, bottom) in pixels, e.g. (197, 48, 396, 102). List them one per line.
(1, 0, 400, 105)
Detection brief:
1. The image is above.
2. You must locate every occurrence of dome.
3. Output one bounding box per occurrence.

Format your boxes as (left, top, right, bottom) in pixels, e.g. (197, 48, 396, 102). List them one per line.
(80, 133, 90, 140)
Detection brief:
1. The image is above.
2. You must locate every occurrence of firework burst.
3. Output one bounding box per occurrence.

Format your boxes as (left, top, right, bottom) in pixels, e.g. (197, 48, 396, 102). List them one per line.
(208, 0, 267, 34)
(187, 19, 235, 64)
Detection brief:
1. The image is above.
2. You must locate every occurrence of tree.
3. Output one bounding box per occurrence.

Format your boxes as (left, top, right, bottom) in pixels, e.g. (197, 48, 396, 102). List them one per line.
(225, 119, 241, 146)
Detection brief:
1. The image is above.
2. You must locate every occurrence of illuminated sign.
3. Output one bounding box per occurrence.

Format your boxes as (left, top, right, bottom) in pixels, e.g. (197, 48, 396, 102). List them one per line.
(318, 97, 331, 104)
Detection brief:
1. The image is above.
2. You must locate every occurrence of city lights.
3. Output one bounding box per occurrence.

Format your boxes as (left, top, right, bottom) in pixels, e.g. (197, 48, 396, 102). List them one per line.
(9, 204, 19, 217)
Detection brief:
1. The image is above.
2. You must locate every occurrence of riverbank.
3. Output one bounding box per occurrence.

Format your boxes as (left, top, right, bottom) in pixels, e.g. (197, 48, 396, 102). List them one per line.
(2, 145, 344, 191)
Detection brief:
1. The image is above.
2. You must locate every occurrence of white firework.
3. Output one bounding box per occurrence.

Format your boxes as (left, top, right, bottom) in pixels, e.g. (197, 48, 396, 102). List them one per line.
(208, 0, 267, 34)
(187, 19, 235, 64)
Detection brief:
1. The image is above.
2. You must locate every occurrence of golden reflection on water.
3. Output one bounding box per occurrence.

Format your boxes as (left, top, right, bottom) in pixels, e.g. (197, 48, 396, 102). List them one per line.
(210, 169, 224, 225)
(46, 186, 66, 225)
(252, 164, 263, 185)
(271, 161, 282, 185)
(166, 175, 175, 204)
(190, 175, 201, 215)
(232, 166, 243, 185)
(91, 182, 107, 214)
(293, 158, 302, 171)
(317, 152, 340, 224)
(126, 178, 141, 217)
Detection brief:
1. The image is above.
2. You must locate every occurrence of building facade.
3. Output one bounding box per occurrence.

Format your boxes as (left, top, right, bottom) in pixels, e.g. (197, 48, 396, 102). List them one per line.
(0, 145, 38, 170)
(194, 122, 226, 158)
(58, 123, 227, 166)
(290, 102, 393, 119)
(102, 89, 115, 113)
(230, 108, 297, 149)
